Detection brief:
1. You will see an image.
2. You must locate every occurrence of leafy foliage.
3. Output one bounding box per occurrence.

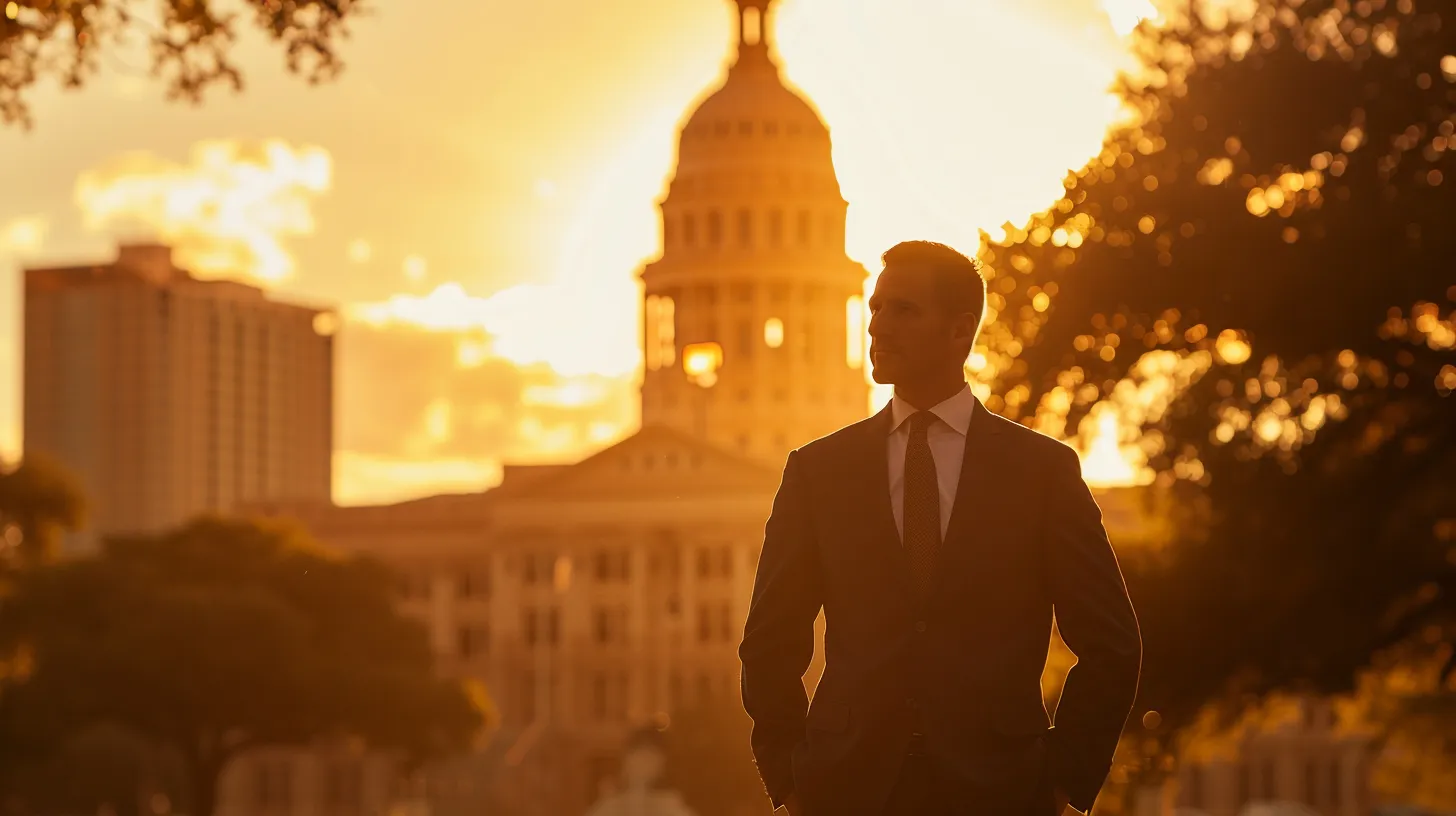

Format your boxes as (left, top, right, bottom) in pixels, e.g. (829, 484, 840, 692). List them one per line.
(0, 455, 84, 570)
(973, 0, 1456, 734)
(0, 0, 364, 127)
(0, 516, 487, 816)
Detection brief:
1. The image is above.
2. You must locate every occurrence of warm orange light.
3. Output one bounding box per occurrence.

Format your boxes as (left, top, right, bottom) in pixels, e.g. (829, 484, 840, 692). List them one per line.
(1080, 405, 1139, 487)
(683, 342, 723, 388)
(764, 318, 785, 349)
(312, 313, 339, 337)
(1215, 329, 1252, 365)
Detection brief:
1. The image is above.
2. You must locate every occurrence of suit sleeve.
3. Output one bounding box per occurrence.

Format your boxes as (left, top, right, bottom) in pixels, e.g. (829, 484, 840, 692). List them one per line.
(1043, 444, 1142, 814)
(738, 448, 824, 809)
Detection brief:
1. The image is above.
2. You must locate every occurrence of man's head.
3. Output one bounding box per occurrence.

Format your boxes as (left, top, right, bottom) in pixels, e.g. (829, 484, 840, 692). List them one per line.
(867, 240, 985, 389)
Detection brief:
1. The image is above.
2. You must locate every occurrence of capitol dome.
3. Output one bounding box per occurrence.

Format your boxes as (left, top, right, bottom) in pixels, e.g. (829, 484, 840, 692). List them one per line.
(639, 0, 868, 466)
(671, 0, 838, 190)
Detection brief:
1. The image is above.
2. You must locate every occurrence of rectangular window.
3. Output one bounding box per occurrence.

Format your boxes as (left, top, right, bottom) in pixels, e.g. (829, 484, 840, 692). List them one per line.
(1185, 765, 1202, 808)
(255, 760, 293, 809)
(698, 605, 712, 643)
(458, 624, 488, 658)
(521, 670, 537, 722)
(769, 209, 783, 245)
(708, 210, 722, 246)
(593, 607, 610, 644)
(523, 607, 538, 646)
(719, 602, 734, 642)
(798, 210, 812, 246)
(737, 209, 752, 247)
(459, 565, 488, 599)
(593, 673, 609, 720)
(324, 761, 363, 810)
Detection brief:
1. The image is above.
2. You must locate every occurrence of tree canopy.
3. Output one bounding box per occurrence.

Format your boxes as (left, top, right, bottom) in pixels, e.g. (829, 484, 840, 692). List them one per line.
(973, 0, 1456, 739)
(0, 455, 84, 570)
(0, 516, 487, 816)
(0, 0, 364, 127)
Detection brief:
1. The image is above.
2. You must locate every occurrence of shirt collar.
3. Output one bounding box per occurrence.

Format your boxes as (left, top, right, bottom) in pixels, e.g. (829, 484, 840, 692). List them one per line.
(889, 383, 976, 437)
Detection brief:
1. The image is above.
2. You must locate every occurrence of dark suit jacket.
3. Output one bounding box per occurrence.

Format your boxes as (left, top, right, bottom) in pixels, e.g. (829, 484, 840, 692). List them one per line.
(739, 399, 1141, 815)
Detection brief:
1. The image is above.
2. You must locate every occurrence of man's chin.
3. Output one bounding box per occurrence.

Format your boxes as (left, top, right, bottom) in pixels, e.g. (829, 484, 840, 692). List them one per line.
(870, 366, 896, 385)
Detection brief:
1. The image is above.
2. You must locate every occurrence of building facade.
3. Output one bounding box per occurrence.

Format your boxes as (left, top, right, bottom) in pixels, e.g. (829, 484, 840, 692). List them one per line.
(23, 242, 334, 551)
(1165, 697, 1377, 816)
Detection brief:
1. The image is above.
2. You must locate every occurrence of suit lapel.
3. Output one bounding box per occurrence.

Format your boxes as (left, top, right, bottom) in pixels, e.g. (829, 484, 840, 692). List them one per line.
(930, 398, 1008, 602)
(852, 402, 912, 594)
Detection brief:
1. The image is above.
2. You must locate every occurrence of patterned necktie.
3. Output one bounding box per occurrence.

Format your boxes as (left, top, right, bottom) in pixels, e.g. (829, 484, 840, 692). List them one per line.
(903, 410, 941, 598)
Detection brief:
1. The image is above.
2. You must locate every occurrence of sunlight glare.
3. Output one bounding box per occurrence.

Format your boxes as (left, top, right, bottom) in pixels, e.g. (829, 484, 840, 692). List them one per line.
(1101, 0, 1159, 36)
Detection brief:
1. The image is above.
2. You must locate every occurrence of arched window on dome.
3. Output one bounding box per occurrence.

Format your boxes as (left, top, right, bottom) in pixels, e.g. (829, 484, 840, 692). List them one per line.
(739, 121, 753, 136)
(645, 294, 677, 371)
(742, 6, 762, 46)
(768, 209, 783, 246)
(683, 214, 697, 247)
(797, 210, 812, 246)
(707, 210, 723, 247)
(764, 121, 778, 137)
(737, 209, 752, 248)
(715, 121, 730, 137)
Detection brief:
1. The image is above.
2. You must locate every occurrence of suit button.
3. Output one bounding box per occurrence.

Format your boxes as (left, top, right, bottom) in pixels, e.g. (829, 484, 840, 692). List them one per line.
(914, 620, 927, 633)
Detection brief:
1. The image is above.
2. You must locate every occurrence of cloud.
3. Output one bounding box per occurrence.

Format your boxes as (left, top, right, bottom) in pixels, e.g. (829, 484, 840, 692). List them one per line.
(335, 316, 637, 504)
(73, 139, 332, 283)
(345, 281, 639, 377)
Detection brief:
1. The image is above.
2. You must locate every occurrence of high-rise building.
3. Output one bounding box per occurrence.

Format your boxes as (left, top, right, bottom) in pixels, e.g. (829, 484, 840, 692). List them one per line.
(23, 242, 334, 550)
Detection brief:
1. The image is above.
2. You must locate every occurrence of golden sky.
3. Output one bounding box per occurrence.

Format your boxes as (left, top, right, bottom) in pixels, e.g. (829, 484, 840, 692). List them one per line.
(0, 0, 1156, 504)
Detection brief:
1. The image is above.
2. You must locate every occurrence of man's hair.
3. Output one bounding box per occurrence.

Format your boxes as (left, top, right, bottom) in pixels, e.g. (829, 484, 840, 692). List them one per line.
(881, 240, 986, 322)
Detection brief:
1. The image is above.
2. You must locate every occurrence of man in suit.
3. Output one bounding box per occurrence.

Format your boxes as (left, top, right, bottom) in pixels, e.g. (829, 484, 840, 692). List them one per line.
(738, 241, 1142, 815)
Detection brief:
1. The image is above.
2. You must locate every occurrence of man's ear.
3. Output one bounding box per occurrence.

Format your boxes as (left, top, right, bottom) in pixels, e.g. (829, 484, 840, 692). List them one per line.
(952, 312, 980, 347)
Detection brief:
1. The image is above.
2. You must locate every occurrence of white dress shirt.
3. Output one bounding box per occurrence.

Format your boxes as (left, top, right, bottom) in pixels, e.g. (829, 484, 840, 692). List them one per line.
(887, 383, 976, 542)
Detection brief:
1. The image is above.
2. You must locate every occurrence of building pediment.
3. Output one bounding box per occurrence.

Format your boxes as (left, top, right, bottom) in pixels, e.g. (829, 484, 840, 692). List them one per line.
(494, 424, 781, 504)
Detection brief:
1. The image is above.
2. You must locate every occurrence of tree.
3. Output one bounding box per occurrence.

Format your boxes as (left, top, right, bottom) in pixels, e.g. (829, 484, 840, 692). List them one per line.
(0, 0, 364, 127)
(965, 0, 1456, 752)
(0, 516, 488, 816)
(0, 455, 84, 569)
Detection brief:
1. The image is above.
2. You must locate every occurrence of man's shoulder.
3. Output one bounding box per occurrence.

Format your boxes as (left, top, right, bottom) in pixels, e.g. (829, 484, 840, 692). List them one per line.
(790, 413, 880, 465)
(987, 410, 1080, 465)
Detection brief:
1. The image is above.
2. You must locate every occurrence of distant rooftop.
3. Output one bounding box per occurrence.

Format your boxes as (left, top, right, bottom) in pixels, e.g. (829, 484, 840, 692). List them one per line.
(25, 242, 332, 314)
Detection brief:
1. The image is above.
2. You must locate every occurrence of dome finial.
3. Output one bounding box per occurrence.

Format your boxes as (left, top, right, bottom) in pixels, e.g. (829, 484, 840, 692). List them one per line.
(732, 0, 774, 61)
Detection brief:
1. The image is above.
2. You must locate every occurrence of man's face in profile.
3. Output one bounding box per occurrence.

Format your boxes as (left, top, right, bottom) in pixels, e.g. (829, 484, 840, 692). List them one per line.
(867, 264, 960, 386)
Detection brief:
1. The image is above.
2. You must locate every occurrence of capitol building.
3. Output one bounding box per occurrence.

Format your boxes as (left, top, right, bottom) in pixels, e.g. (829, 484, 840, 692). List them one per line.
(235, 2, 870, 814)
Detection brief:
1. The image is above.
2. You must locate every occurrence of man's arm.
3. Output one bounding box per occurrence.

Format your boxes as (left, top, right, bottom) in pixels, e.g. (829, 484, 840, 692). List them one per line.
(1043, 444, 1143, 814)
(738, 449, 823, 811)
